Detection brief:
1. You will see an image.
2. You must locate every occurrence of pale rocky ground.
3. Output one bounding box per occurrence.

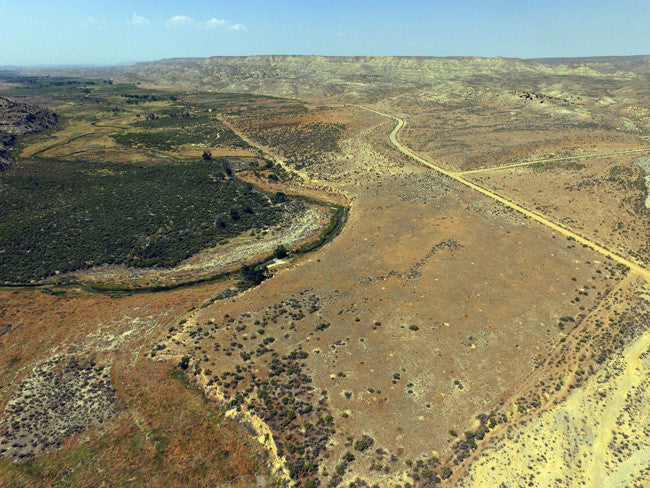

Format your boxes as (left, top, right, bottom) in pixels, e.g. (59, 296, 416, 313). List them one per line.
(0, 355, 116, 461)
(459, 284, 650, 488)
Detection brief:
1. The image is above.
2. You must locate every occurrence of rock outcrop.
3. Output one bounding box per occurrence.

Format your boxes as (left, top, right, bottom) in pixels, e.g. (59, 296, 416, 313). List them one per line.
(0, 96, 57, 169)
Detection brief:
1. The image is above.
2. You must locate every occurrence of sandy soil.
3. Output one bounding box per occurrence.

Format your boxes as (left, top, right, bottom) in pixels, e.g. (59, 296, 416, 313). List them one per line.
(459, 280, 650, 488)
(465, 152, 650, 268)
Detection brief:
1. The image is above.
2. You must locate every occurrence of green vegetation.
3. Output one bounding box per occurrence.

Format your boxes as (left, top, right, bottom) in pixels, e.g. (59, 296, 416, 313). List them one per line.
(0, 75, 344, 288)
(251, 121, 345, 161)
(273, 244, 288, 259)
(111, 119, 248, 151)
(239, 264, 269, 288)
(354, 439, 369, 452)
(0, 158, 289, 282)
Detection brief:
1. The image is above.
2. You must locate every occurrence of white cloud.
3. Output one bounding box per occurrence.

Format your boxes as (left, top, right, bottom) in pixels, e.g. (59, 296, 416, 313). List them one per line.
(166, 15, 195, 27)
(205, 18, 227, 29)
(165, 15, 244, 31)
(127, 13, 149, 26)
(82, 16, 98, 27)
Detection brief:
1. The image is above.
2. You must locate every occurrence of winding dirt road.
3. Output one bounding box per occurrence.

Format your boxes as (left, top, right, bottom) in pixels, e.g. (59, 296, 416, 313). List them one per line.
(358, 106, 650, 282)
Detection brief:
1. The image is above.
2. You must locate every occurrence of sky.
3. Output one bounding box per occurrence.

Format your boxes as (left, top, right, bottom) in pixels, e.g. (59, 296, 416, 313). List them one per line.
(0, 0, 648, 66)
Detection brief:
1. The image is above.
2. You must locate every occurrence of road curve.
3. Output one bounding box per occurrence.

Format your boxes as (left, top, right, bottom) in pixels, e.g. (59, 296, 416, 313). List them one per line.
(357, 105, 650, 282)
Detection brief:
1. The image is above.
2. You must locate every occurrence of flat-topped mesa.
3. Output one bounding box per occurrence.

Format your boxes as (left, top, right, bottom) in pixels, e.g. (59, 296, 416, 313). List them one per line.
(26, 55, 646, 101)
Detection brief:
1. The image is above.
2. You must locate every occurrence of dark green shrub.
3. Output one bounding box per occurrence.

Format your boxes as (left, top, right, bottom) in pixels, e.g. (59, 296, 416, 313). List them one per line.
(273, 244, 288, 259)
(178, 356, 190, 370)
(240, 264, 268, 286)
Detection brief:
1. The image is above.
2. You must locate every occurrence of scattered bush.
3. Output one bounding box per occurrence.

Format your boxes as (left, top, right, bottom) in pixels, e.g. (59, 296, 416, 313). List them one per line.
(178, 356, 190, 370)
(354, 439, 368, 452)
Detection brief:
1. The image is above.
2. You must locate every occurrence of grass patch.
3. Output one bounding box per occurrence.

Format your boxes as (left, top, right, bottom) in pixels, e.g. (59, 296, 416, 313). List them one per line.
(0, 361, 271, 487)
(111, 120, 248, 151)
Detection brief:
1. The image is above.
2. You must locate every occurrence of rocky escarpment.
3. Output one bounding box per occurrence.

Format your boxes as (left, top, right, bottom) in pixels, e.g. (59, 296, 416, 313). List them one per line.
(0, 96, 57, 169)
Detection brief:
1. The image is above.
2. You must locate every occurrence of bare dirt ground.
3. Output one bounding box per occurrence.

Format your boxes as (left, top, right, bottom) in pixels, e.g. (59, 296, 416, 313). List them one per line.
(157, 102, 636, 486)
(465, 152, 650, 268)
(458, 278, 650, 488)
(4, 56, 650, 487)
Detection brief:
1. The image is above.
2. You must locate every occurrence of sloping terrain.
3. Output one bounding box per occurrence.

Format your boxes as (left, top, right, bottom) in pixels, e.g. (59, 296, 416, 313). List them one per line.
(0, 285, 276, 487)
(0, 96, 57, 169)
(1, 55, 649, 487)
(25, 55, 646, 102)
(459, 278, 650, 488)
(0, 79, 336, 289)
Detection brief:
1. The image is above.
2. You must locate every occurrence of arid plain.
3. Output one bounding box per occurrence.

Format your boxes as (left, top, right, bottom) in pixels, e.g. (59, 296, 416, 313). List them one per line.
(0, 56, 648, 487)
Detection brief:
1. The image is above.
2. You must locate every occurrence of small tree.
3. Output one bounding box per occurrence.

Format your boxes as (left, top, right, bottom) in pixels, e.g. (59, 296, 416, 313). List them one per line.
(178, 356, 190, 370)
(273, 245, 288, 259)
(240, 264, 268, 286)
(202, 150, 212, 161)
(221, 160, 232, 177)
(272, 191, 288, 203)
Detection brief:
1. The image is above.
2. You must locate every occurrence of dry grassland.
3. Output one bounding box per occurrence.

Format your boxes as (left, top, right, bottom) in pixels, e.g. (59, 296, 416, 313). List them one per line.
(2, 57, 649, 487)
(0, 285, 275, 486)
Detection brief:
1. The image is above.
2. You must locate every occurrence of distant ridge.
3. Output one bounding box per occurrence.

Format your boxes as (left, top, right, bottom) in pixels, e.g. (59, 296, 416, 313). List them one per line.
(14, 54, 648, 100)
(528, 55, 650, 74)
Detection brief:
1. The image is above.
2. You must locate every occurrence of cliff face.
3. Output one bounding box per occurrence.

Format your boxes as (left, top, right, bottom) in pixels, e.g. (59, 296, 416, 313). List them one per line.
(0, 97, 57, 169)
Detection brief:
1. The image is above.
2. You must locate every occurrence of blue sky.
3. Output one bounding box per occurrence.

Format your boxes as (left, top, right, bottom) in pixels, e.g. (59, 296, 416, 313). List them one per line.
(1, 1, 648, 66)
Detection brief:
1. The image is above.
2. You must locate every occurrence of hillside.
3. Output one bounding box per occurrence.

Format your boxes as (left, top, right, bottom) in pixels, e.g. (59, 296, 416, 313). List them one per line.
(20, 55, 646, 101)
(0, 96, 57, 169)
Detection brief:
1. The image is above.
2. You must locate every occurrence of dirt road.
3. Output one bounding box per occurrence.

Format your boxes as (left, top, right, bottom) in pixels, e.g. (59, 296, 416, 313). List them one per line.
(357, 106, 650, 282)
(459, 148, 650, 175)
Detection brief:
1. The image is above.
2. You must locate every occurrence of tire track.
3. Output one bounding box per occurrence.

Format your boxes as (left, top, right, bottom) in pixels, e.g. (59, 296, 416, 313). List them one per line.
(356, 105, 650, 282)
